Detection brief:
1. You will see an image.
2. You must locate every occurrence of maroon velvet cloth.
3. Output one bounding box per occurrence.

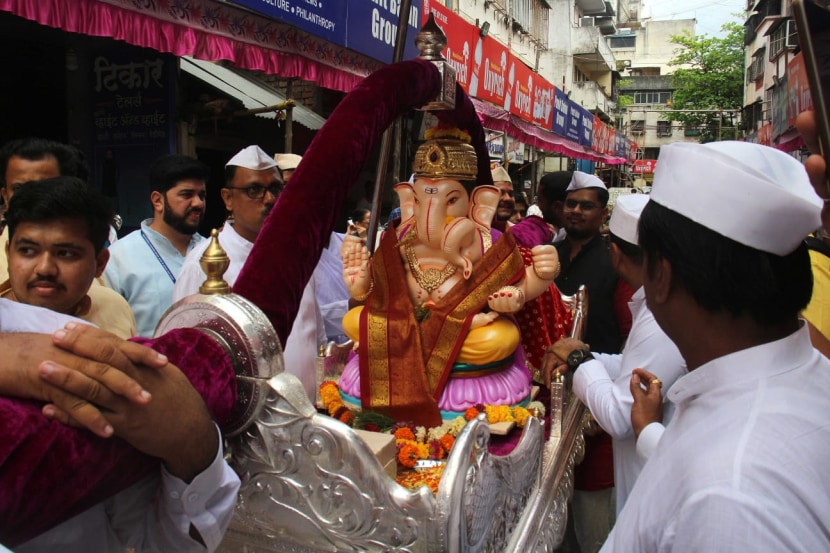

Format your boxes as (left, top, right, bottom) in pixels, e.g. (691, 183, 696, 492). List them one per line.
(233, 60, 491, 345)
(492, 215, 552, 249)
(0, 328, 236, 546)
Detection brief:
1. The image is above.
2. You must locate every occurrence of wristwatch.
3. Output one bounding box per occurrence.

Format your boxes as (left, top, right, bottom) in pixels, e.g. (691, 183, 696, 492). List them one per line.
(566, 348, 594, 371)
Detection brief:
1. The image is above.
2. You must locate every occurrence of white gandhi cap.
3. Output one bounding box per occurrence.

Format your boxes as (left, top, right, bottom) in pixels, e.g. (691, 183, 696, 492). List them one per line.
(609, 193, 650, 246)
(226, 145, 278, 170)
(650, 141, 822, 256)
(566, 171, 607, 191)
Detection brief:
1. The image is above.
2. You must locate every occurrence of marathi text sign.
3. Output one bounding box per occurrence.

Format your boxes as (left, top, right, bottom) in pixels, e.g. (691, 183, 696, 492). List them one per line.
(91, 45, 176, 229)
(531, 72, 555, 129)
(632, 159, 657, 173)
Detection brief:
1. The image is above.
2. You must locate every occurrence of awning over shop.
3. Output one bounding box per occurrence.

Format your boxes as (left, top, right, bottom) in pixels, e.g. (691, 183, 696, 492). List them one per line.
(181, 57, 326, 131)
(473, 98, 627, 165)
(0, 0, 378, 93)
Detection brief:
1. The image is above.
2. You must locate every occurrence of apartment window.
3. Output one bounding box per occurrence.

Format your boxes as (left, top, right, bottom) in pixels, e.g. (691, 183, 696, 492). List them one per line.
(631, 91, 672, 105)
(630, 67, 660, 77)
(573, 66, 589, 83)
(769, 20, 797, 61)
(631, 120, 645, 135)
(747, 47, 766, 82)
(512, 0, 550, 46)
(656, 121, 672, 137)
(762, 86, 773, 122)
(609, 35, 636, 48)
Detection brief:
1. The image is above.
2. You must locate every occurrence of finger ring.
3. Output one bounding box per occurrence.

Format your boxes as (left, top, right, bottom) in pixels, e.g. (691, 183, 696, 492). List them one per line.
(651, 378, 662, 386)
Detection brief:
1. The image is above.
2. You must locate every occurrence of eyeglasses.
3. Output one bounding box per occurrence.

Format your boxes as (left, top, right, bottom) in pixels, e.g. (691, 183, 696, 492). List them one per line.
(564, 199, 600, 211)
(228, 183, 282, 200)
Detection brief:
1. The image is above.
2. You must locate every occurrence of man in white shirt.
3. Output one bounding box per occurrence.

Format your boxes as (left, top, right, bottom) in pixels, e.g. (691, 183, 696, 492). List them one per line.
(105, 154, 208, 336)
(601, 141, 830, 551)
(0, 310, 239, 551)
(173, 146, 324, 400)
(542, 194, 686, 513)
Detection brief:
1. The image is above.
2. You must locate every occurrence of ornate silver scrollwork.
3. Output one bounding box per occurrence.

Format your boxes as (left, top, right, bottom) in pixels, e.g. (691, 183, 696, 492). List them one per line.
(156, 286, 591, 552)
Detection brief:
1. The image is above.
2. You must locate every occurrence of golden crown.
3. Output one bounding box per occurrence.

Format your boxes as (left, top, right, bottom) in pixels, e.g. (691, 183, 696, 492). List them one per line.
(412, 126, 478, 181)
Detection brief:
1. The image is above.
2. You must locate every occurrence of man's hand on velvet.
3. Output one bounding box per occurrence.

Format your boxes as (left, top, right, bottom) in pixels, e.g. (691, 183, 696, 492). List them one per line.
(0, 324, 158, 438)
(41, 323, 218, 483)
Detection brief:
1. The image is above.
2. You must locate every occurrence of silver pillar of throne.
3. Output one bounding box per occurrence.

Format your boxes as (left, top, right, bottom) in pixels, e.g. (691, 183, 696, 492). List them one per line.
(155, 284, 589, 552)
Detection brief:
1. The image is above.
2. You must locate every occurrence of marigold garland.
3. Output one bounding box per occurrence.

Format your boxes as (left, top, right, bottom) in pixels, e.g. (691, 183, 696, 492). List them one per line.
(318, 380, 546, 491)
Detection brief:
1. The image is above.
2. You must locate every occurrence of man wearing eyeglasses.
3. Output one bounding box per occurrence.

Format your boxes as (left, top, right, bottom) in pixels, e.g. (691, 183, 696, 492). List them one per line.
(553, 171, 633, 553)
(173, 146, 325, 401)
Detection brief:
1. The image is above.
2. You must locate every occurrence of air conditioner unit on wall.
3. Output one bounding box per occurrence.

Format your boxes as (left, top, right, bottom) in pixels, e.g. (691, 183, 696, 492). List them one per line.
(785, 19, 799, 49)
(580, 17, 596, 27)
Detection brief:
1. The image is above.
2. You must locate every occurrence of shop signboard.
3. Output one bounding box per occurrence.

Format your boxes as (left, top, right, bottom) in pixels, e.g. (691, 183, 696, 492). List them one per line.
(505, 135, 524, 164)
(485, 130, 524, 164)
(485, 129, 505, 159)
(229, 0, 421, 64)
(422, 0, 476, 91)
(471, 36, 509, 107)
(578, 106, 593, 148)
(347, 0, 422, 63)
(757, 123, 772, 146)
(91, 45, 177, 229)
(592, 116, 610, 154)
(507, 60, 534, 121)
(230, 0, 347, 45)
(632, 159, 657, 173)
(565, 98, 581, 143)
(551, 88, 569, 137)
(615, 132, 627, 158)
(531, 73, 555, 129)
(787, 53, 812, 129)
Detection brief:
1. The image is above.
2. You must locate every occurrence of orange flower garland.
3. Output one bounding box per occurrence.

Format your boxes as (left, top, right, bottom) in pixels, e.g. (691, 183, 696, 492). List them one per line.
(318, 380, 546, 493)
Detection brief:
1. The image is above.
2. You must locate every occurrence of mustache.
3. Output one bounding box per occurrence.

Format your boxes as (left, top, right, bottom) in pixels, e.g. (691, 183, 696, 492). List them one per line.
(185, 207, 203, 217)
(28, 278, 65, 290)
(262, 204, 274, 218)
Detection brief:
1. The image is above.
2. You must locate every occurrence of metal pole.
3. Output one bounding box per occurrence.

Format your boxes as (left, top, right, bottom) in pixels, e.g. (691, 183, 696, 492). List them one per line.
(285, 80, 295, 153)
(366, 0, 413, 253)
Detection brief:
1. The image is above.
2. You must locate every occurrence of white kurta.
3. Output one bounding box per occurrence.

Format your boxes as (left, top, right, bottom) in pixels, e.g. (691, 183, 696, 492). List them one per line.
(0, 299, 239, 552)
(173, 223, 251, 304)
(601, 323, 830, 552)
(574, 287, 686, 513)
(173, 223, 325, 401)
(312, 232, 350, 344)
(19, 429, 239, 553)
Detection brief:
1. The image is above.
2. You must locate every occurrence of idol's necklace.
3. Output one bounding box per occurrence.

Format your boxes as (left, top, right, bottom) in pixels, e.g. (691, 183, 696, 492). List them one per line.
(404, 242, 457, 293)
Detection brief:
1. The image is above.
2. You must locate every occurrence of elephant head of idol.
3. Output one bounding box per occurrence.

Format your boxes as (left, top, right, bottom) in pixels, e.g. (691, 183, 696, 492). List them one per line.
(394, 125, 499, 279)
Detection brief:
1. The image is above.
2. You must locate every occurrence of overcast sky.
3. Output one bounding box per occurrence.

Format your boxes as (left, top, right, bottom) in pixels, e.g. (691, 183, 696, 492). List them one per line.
(643, 0, 746, 37)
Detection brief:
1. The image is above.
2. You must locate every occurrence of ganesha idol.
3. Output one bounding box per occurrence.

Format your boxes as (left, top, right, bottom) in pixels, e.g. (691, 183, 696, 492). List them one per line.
(338, 126, 560, 428)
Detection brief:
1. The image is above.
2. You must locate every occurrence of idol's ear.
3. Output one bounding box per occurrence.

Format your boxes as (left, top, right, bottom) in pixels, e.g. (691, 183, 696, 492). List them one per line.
(469, 185, 500, 228)
(394, 182, 416, 222)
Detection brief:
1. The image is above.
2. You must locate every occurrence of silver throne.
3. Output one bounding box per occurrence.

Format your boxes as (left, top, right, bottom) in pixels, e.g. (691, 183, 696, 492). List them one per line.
(156, 234, 590, 553)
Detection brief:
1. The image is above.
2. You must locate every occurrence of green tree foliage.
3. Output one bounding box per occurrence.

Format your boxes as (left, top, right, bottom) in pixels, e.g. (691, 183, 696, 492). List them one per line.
(668, 22, 744, 142)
